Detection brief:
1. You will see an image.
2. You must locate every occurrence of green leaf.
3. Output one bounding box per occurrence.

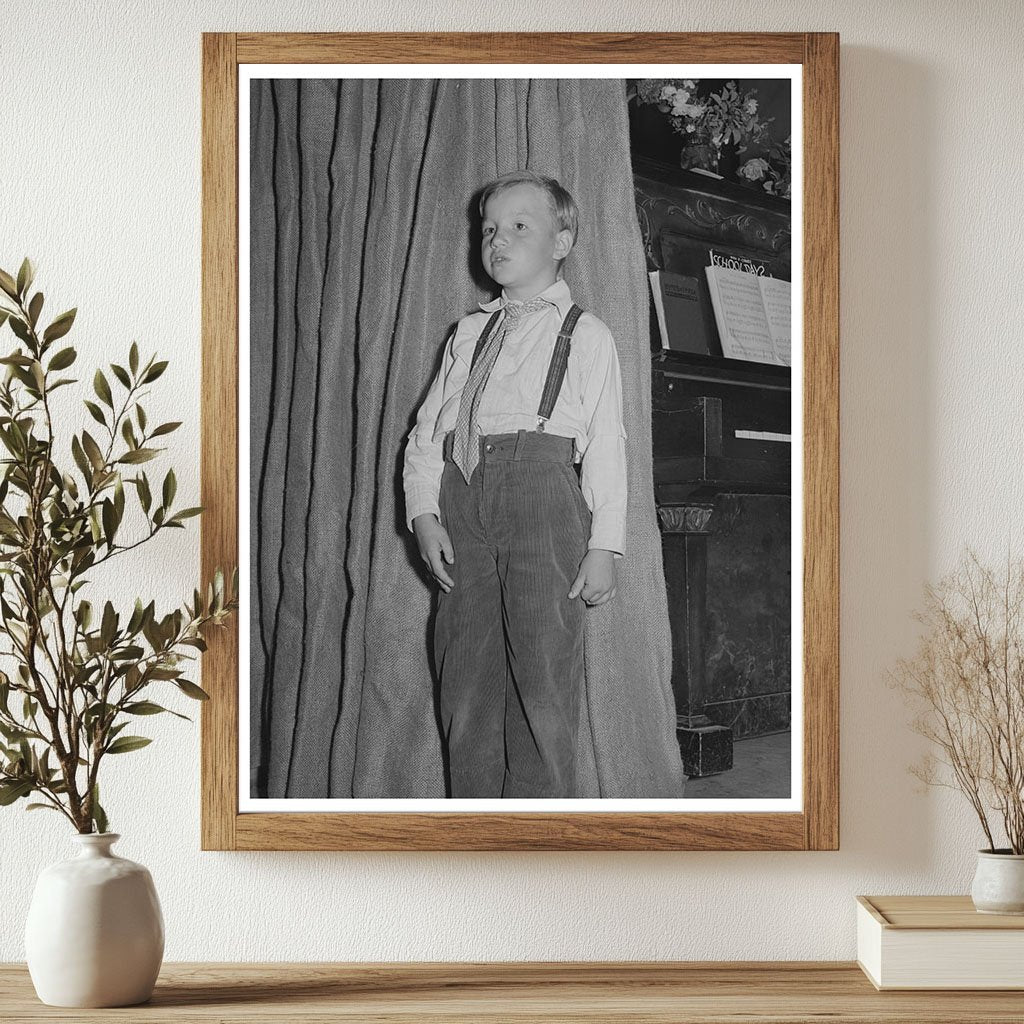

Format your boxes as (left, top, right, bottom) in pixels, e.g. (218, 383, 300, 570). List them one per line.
(126, 597, 145, 635)
(93, 369, 113, 409)
(84, 400, 107, 428)
(129, 341, 139, 375)
(105, 735, 152, 754)
(0, 428, 18, 459)
(8, 317, 32, 345)
(42, 308, 76, 344)
(81, 431, 105, 472)
(113, 473, 124, 517)
(110, 363, 131, 389)
(0, 779, 33, 805)
(147, 666, 181, 680)
(91, 784, 108, 834)
(168, 507, 203, 523)
(123, 700, 190, 722)
(142, 360, 168, 383)
(16, 257, 34, 298)
(142, 614, 162, 653)
(83, 700, 114, 728)
(117, 448, 157, 465)
(136, 404, 147, 432)
(71, 435, 92, 484)
(150, 421, 181, 438)
(162, 468, 176, 508)
(136, 472, 152, 513)
(123, 701, 164, 715)
(47, 346, 76, 371)
(100, 601, 117, 647)
(0, 721, 28, 742)
(121, 418, 137, 450)
(27, 292, 43, 329)
(107, 721, 129, 741)
(101, 498, 116, 547)
(26, 802, 61, 813)
(110, 644, 144, 662)
(0, 269, 18, 301)
(176, 679, 210, 701)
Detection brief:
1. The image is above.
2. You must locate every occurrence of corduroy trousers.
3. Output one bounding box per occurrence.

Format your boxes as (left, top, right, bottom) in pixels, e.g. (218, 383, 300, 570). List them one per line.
(435, 429, 591, 798)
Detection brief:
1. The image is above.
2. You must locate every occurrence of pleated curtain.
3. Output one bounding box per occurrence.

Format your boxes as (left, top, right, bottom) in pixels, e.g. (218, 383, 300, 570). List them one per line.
(250, 77, 685, 799)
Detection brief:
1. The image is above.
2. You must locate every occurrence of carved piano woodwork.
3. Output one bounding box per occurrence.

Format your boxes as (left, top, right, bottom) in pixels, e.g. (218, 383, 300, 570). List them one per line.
(635, 156, 792, 780)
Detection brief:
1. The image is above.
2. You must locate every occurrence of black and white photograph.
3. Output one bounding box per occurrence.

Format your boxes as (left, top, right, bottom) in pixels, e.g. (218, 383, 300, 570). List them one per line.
(241, 65, 800, 810)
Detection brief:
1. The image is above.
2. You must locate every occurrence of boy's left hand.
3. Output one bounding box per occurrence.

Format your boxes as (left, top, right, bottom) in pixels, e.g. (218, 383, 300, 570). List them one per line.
(568, 549, 618, 606)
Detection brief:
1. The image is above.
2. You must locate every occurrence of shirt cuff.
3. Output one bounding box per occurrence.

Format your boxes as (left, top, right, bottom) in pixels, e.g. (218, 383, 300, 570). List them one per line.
(406, 495, 440, 533)
(587, 513, 625, 558)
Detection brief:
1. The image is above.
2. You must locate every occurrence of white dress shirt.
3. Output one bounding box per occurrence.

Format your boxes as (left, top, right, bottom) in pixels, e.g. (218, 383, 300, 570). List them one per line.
(403, 278, 628, 555)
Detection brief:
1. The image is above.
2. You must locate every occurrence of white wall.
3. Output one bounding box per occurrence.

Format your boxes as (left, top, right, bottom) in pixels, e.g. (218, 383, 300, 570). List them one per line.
(2, 0, 1022, 961)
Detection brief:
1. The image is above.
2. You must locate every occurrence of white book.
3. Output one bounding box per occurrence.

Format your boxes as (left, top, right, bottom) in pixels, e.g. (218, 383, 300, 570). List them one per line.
(857, 895, 1024, 990)
(704, 265, 791, 366)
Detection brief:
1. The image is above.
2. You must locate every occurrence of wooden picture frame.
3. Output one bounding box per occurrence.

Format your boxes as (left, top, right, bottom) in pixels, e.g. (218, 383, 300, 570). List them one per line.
(201, 32, 839, 850)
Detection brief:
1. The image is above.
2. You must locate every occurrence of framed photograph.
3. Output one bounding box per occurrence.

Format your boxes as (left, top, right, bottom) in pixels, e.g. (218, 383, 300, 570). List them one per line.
(201, 32, 838, 850)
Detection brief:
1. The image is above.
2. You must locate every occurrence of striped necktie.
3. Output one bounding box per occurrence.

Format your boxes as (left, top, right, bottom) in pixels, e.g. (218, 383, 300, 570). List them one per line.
(451, 297, 548, 484)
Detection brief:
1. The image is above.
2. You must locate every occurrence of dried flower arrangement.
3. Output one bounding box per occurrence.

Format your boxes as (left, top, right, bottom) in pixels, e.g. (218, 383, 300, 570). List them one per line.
(892, 550, 1024, 854)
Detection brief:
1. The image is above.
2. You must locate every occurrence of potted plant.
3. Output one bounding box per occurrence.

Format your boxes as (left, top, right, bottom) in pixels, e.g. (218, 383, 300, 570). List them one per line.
(892, 549, 1024, 913)
(0, 258, 238, 1005)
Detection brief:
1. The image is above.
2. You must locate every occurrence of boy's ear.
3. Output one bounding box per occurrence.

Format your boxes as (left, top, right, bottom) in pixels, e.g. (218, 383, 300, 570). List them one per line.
(554, 229, 574, 260)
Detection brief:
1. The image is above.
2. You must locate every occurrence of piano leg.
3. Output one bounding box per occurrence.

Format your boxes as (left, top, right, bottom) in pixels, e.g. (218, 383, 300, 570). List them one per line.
(658, 503, 734, 779)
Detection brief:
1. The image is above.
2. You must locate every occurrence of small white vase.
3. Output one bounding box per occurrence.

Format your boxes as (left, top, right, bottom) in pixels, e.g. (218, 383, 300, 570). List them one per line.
(24, 833, 164, 1007)
(970, 849, 1024, 915)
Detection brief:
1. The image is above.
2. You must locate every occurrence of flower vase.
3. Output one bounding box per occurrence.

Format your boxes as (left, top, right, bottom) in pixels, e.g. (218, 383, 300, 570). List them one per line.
(25, 833, 164, 1007)
(715, 141, 742, 180)
(971, 849, 1024, 914)
(679, 130, 716, 173)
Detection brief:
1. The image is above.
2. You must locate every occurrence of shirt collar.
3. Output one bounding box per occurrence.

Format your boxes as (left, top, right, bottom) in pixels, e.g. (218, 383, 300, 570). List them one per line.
(479, 278, 574, 319)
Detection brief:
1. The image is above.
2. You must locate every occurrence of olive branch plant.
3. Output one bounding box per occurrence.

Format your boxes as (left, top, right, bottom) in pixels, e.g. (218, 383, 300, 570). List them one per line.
(0, 258, 237, 834)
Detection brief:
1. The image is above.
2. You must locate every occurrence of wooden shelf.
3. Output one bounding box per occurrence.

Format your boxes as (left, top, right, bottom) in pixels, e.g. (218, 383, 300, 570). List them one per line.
(3, 962, 1024, 1022)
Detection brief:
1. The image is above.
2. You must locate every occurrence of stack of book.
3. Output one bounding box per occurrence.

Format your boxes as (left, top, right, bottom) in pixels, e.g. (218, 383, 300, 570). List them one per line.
(857, 895, 1024, 990)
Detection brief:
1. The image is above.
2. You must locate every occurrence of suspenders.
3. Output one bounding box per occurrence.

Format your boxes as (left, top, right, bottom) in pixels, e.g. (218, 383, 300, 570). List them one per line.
(536, 303, 583, 428)
(469, 309, 504, 368)
(468, 302, 585, 432)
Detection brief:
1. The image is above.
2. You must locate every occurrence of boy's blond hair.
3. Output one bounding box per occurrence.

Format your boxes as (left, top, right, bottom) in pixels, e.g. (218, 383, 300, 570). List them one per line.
(478, 171, 579, 253)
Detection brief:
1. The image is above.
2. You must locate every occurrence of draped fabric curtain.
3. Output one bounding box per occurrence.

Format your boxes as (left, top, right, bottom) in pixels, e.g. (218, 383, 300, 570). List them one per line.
(250, 77, 684, 799)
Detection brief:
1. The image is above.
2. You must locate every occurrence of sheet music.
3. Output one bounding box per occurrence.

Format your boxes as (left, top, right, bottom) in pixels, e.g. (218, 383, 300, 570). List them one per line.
(758, 276, 792, 366)
(704, 266, 778, 365)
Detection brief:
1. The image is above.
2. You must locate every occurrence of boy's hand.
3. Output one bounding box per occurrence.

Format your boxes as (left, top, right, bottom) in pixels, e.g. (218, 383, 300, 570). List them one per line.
(413, 513, 455, 593)
(568, 549, 617, 606)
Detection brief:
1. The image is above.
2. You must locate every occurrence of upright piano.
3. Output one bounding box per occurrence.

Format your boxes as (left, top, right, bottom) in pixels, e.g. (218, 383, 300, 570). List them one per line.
(635, 157, 793, 779)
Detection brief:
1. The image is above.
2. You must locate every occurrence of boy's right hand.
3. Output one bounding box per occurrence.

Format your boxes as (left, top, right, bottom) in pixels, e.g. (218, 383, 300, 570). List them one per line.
(412, 514, 455, 593)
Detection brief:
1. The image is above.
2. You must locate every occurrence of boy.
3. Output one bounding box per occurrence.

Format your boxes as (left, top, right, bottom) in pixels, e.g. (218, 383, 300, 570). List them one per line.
(403, 170, 627, 798)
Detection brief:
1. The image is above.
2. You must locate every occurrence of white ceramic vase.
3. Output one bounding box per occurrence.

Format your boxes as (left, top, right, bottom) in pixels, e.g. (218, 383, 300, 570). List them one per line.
(970, 849, 1024, 915)
(24, 833, 164, 1007)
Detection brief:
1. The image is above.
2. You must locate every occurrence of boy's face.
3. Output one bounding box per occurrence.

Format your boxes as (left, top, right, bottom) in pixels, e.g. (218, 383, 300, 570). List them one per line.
(480, 183, 573, 301)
